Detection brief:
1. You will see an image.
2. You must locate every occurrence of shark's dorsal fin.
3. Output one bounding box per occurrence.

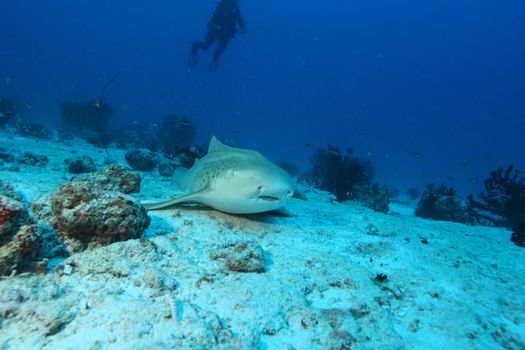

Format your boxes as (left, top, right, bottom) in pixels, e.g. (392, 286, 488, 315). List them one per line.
(208, 136, 264, 159)
(208, 135, 229, 154)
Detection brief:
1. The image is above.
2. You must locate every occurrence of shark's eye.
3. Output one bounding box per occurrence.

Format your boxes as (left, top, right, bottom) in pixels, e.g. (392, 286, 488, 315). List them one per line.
(257, 185, 264, 193)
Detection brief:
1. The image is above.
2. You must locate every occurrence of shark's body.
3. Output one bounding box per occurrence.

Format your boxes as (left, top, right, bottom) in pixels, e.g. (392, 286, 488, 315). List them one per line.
(143, 136, 294, 214)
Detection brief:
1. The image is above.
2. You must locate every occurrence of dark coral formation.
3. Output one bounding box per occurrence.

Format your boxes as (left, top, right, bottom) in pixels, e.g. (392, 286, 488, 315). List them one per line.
(158, 114, 197, 159)
(64, 156, 97, 174)
(17, 152, 49, 167)
(0, 181, 44, 275)
(125, 148, 160, 171)
(15, 122, 53, 139)
(210, 240, 266, 273)
(158, 159, 180, 177)
(407, 187, 420, 201)
(511, 223, 525, 247)
(468, 164, 525, 229)
(304, 146, 391, 212)
(59, 100, 113, 133)
(415, 184, 469, 223)
(0, 147, 15, 163)
(306, 147, 375, 201)
(51, 179, 150, 251)
(359, 183, 391, 214)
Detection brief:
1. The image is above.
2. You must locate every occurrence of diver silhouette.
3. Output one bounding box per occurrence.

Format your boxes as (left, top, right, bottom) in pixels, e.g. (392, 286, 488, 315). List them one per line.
(188, 0, 247, 72)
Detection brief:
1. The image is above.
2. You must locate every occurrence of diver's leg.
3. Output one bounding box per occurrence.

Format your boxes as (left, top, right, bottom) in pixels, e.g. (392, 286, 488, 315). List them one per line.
(188, 31, 216, 67)
(209, 37, 230, 72)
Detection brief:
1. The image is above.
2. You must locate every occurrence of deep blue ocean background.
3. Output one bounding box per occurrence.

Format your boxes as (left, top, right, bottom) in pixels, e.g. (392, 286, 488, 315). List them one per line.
(1, 0, 524, 196)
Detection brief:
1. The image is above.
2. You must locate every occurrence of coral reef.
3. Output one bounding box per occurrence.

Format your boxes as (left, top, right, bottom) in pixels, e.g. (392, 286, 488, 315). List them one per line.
(306, 146, 375, 202)
(158, 114, 197, 159)
(64, 156, 97, 174)
(51, 178, 150, 251)
(0, 181, 44, 275)
(125, 148, 160, 171)
(415, 184, 469, 223)
(15, 122, 53, 139)
(468, 164, 525, 229)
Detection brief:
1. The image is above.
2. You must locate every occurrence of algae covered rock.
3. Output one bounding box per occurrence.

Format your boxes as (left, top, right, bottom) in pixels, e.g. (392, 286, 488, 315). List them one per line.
(51, 178, 150, 250)
(125, 148, 159, 171)
(64, 155, 97, 174)
(73, 163, 141, 194)
(210, 240, 266, 273)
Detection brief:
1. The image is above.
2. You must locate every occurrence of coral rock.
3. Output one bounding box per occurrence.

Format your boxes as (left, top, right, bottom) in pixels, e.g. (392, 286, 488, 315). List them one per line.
(64, 155, 97, 174)
(125, 148, 159, 171)
(0, 224, 43, 275)
(73, 164, 141, 194)
(51, 179, 150, 250)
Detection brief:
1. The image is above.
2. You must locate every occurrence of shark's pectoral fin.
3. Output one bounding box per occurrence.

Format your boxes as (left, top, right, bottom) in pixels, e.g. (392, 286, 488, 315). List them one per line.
(273, 206, 294, 216)
(141, 191, 206, 210)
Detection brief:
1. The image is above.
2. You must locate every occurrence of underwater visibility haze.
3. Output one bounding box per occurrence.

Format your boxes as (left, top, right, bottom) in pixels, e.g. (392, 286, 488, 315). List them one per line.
(0, 0, 524, 349)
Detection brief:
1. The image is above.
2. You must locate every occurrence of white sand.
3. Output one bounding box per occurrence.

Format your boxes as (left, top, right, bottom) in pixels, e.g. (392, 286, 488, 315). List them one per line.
(1, 130, 524, 350)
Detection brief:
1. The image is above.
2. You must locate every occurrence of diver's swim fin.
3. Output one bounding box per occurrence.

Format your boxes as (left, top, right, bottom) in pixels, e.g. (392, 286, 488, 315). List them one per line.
(187, 51, 198, 67)
(208, 60, 220, 72)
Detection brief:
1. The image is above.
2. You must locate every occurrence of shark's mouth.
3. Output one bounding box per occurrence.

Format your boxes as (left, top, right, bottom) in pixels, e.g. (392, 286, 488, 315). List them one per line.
(258, 195, 280, 202)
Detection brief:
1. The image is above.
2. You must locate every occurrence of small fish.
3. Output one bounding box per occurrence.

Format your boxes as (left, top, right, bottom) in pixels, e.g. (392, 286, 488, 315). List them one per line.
(234, 129, 242, 134)
(24, 101, 32, 109)
(490, 111, 498, 117)
(483, 155, 492, 160)
(468, 177, 479, 184)
(460, 159, 474, 166)
(179, 119, 192, 126)
(304, 143, 310, 147)
(345, 147, 353, 155)
(327, 146, 340, 156)
(446, 176, 456, 182)
(410, 151, 422, 156)
(94, 99, 103, 108)
(6, 77, 12, 89)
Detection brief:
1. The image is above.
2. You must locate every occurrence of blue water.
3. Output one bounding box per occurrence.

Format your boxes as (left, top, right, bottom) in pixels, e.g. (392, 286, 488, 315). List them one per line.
(1, 0, 524, 195)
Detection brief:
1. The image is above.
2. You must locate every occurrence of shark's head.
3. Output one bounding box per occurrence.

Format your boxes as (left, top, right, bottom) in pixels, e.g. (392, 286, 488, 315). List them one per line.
(211, 163, 294, 214)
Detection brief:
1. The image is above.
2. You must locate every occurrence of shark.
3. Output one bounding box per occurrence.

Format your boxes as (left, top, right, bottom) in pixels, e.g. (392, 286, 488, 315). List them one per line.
(142, 136, 295, 214)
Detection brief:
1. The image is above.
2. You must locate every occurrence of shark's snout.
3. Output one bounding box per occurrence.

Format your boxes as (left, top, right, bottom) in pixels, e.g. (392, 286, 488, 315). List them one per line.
(256, 186, 294, 203)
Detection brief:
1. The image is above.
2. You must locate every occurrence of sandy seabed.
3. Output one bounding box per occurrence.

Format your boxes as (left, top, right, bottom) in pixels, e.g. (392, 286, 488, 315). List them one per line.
(0, 131, 524, 350)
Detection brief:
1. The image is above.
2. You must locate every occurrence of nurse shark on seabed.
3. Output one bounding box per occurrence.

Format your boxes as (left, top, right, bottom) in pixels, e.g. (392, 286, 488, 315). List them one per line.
(142, 136, 295, 214)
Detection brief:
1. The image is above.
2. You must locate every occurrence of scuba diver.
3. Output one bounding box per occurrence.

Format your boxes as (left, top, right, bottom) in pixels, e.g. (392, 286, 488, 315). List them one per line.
(188, 0, 247, 72)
